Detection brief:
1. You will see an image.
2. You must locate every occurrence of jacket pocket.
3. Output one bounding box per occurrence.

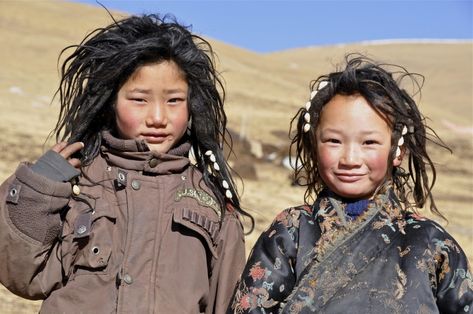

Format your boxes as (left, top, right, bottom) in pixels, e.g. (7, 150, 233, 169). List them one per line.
(172, 208, 219, 258)
(63, 199, 117, 276)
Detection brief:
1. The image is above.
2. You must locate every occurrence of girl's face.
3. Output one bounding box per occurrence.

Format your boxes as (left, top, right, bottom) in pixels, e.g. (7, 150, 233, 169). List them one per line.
(115, 61, 189, 154)
(315, 94, 401, 199)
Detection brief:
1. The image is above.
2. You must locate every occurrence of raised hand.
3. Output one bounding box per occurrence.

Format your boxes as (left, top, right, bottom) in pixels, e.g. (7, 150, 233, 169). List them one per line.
(50, 142, 84, 169)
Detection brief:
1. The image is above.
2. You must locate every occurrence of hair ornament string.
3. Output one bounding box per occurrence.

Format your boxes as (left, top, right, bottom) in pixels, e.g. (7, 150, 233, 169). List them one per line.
(303, 80, 328, 133)
(205, 150, 232, 199)
(395, 125, 411, 158)
(205, 150, 219, 171)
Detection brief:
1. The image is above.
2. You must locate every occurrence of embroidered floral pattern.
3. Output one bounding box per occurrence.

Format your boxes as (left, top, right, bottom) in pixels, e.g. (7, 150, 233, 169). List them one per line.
(249, 262, 268, 281)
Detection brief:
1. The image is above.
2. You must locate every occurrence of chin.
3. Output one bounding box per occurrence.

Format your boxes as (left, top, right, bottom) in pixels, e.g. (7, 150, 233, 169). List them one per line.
(332, 187, 374, 200)
(148, 144, 168, 154)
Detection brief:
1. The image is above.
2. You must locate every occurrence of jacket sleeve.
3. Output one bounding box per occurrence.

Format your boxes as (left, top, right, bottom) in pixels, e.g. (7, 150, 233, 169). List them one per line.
(433, 228, 473, 313)
(227, 208, 299, 314)
(208, 212, 246, 314)
(0, 162, 72, 299)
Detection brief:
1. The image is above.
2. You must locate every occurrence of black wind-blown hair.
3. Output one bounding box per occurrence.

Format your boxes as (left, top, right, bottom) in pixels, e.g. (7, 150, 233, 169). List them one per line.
(52, 13, 250, 221)
(290, 54, 449, 218)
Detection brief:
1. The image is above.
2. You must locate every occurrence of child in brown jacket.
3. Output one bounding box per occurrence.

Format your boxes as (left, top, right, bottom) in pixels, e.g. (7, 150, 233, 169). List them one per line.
(0, 13, 250, 313)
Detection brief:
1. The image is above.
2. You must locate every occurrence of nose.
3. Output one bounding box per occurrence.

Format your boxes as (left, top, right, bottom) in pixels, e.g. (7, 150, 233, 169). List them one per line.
(146, 102, 167, 127)
(339, 144, 362, 168)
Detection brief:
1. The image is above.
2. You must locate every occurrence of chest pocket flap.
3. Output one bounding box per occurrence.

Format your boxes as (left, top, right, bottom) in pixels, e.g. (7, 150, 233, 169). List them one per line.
(72, 200, 117, 271)
(173, 208, 220, 258)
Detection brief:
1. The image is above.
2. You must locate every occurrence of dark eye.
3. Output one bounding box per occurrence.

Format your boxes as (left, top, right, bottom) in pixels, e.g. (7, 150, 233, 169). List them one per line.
(363, 140, 378, 145)
(131, 98, 145, 103)
(168, 97, 185, 104)
(328, 138, 341, 144)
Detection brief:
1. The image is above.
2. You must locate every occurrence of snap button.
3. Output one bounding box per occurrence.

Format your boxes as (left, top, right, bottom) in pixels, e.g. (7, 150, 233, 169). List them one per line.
(74, 212, 92, 238)
(92, 246, 100, 255)
(118, 172, 126, 181)
(131, 180, 141, 190)
(149, 158, 159, 168)
(77, 225, 87, 235)
(116, 169, 128, 189)
(123, 274, 133, 284)
(6, 184, 21, 204)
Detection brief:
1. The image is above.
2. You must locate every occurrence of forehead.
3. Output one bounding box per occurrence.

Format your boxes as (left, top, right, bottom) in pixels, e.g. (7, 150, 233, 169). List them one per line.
(318, 94, 391, 132)
(129, 60, 185, 80)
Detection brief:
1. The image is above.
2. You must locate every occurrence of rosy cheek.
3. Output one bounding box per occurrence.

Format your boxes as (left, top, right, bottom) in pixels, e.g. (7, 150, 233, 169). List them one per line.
(115, 106, 141, 138)
(170, 107, 190, 136)
(367, 151, 390, 171)
(316, 146, 335, 170)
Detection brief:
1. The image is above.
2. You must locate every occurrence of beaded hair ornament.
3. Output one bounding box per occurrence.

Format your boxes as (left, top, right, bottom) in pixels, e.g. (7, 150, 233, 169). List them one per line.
(302, 80, 328, 133)
(204, 150, 233, 199)
(188, 147, 233, 200)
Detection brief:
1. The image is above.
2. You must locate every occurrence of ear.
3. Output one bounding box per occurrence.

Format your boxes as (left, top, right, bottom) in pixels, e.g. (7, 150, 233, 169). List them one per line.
(393, 156, 402, 167)
(392, 147, 405, 167)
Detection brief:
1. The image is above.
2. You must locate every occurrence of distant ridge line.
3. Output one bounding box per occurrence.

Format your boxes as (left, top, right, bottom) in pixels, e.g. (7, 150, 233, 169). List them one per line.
(340, 38, 473, 46)
(272, 38, 472, 53)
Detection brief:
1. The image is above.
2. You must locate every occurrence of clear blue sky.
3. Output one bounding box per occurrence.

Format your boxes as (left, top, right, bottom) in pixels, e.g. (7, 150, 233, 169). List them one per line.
(73, 0, 472, 53)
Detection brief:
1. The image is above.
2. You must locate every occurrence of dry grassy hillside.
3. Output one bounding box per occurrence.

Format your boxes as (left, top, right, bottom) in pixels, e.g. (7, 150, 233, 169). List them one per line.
(0, 1, 472, 312)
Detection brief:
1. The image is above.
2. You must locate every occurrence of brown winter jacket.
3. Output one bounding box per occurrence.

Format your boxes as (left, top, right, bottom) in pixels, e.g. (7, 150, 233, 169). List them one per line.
(0, 131, 245, 313)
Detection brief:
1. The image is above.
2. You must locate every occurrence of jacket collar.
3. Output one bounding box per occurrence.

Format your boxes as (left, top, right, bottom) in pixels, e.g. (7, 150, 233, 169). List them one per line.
(100, 131, 191, 174)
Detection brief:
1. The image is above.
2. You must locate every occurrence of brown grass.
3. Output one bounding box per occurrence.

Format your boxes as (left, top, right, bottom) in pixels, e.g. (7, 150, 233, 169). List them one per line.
(0, 1, 471, 312)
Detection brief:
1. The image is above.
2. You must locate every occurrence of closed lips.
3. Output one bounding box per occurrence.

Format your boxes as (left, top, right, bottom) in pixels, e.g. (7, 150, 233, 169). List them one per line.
(142, 133, 168, 143)
(335, 173, 364, 181)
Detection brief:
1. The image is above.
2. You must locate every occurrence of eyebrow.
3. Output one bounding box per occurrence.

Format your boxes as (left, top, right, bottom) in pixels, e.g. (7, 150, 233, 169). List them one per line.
(127, 88, 187, 94)
(321, 128, 383, 135)
(128, 88, 151, 94)
(163, 88, 187, 94)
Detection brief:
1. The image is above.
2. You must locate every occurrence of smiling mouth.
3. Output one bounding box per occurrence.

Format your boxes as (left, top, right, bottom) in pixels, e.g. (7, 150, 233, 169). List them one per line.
(335, 174, 364, 182)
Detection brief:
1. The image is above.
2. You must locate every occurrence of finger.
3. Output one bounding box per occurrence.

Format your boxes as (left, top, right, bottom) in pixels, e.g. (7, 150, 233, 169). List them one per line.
(51, 142, 68, 153)
(68, 158, 82, 169)
(58, 142, 84, 159)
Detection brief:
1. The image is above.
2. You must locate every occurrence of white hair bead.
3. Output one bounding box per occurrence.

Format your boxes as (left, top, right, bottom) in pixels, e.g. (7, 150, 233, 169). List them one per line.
(397, 137, 404, 146)
(225, 189, 233, 199)
(210, 154, 216, 162)
(305, 101, 311, 111)
(310, 90, 317, 100)
(222, 180, 229, 189)
(395, 147, 401, 158)
(213, 162, 220, 171)
(205, 150, 213, 156)
(318, 81, 328, 89)
(304, 112, 310, 123)
(303, 123, 311, 133)
(402, 125, 408, 135)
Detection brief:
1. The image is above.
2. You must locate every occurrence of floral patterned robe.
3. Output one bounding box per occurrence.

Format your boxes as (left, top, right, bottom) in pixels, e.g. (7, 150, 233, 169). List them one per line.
(229, 185, 473, 313)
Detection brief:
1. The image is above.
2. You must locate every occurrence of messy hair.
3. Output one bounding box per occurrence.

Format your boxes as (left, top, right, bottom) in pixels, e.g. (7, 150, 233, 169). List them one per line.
(53, 13, 246, 218)
(290, 54, 448, 218)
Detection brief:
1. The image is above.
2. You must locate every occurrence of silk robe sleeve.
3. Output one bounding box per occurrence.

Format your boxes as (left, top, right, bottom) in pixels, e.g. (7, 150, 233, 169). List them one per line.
(429, 221, 473, 313)
(228, 207, 308, 313)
